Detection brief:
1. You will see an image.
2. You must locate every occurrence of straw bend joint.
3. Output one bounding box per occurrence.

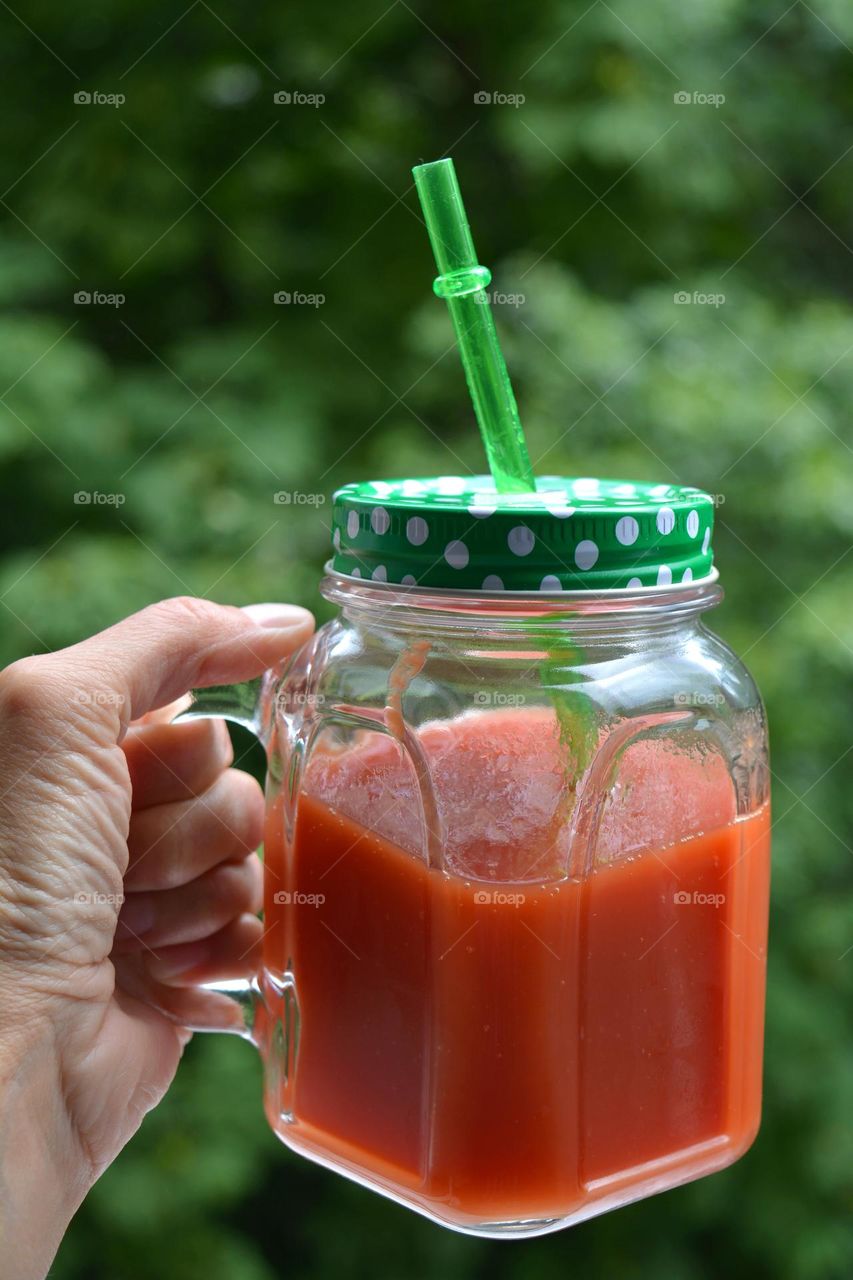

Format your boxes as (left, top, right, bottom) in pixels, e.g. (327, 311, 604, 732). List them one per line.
(433, 264, 492, 300)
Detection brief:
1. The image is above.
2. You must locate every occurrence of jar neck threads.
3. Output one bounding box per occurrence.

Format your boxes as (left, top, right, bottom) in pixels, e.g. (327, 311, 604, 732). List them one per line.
(321, 570, 722, 645)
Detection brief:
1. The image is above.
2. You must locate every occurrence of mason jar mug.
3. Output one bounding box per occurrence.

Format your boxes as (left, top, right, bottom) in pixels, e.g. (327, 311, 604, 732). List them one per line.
(179, 476, 771, 1239)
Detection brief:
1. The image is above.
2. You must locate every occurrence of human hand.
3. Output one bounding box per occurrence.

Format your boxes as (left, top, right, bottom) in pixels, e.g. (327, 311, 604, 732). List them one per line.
(0, 597, 314, 1280)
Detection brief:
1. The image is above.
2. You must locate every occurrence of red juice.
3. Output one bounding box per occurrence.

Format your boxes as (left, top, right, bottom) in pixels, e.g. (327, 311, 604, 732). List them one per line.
(262, 710, 770, 1229)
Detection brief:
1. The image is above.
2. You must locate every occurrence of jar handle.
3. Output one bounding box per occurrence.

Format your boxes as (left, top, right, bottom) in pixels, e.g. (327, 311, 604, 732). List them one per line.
(181, 673, 275, 740)
(150, 671, 278, 1040)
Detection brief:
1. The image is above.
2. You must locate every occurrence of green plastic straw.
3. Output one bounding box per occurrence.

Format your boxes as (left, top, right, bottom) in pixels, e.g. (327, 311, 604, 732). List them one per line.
(413, 158, 535, 494)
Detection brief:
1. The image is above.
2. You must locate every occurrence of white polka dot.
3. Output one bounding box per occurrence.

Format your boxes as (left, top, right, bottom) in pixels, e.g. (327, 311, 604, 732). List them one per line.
(613, 483, 637, 497)
(541, 494, 575, 518)
(682, 567, 693, 583)
(467, 493, 497, 518)
(507, 525, 535, 556)
(444, 540, 469, 569)
(540, 574, 562, 591)
(332, 527, 341, 551)
(686, 509, 699, 538)
(656, 507, 675, 536)
(371, 565, 387, 582)
(702, 526, 711, 555)
(401, 574, 417, 587)
(573, 477, 600, 498)
(615, 516, 639, 546)
(400, 479, 424, 496)
(406, 515, 429, 546)
(371, 506, 390, 535)
(574, 539, 599, 570)
(436, 476, 467, 495)
(369, 481, 393, 497)
(651, 484, 671, 497)
(346, 510, 360, 539)
(657, 565, 673, 586)
(351, 567, 361, 578)
(482, 574, 504, 591)
(627, 576, 643, 589)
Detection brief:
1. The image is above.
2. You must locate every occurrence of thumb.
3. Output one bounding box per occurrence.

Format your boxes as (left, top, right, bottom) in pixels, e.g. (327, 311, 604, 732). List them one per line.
(29, 597, 314, 728)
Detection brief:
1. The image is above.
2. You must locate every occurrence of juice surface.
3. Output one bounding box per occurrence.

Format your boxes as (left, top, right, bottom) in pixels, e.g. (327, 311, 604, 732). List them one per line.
(262, 710, 770, 1227)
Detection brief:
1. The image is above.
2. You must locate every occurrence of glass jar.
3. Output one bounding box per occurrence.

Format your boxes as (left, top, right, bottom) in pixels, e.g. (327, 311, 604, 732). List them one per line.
(181, 476, 771, 1238)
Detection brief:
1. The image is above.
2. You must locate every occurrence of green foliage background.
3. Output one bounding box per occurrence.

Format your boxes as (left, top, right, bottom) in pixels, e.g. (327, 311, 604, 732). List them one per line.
(1, 1, 851, 1276)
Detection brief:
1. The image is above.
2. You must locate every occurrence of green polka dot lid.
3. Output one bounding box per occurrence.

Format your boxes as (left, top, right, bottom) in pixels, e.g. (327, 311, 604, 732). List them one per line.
(330, 476, 715, 592)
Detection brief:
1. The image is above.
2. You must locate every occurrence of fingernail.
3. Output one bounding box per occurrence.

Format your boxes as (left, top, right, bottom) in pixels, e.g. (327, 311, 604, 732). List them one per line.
(241, 603, 312, 630)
